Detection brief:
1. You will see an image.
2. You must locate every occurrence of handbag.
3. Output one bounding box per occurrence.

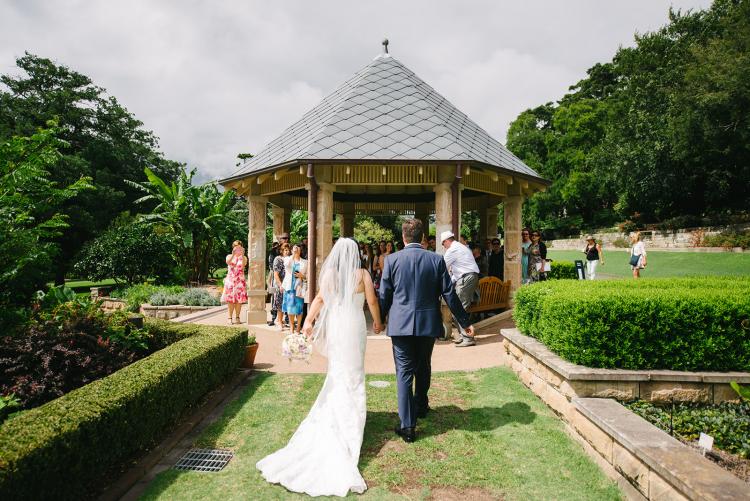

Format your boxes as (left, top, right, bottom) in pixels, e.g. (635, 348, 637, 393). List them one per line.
(266, 270, 279, 295)
(629, 253, 641, 267)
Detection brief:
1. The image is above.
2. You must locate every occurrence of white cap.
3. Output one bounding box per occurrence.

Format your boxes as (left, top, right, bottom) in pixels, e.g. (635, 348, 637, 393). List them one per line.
(440, 230, 455, 243)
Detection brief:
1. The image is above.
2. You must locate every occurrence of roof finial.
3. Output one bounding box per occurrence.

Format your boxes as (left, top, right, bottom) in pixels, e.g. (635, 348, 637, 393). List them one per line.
(382, 38, 389, 54)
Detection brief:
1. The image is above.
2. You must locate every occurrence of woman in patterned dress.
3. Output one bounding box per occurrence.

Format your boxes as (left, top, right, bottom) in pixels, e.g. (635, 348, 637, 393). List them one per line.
(220, 240, 248, 324)
(272, 243, 290, 330)
(527, 230, 548, 283)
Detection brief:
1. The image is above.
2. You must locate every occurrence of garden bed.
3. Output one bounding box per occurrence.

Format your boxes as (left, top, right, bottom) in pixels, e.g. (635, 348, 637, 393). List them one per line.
(626, 400, 750, 483)
(0, 321, 246, 501)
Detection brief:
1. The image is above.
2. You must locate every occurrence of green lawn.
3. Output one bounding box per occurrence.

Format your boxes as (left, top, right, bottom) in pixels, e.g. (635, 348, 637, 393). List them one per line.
(547, 249, 750, 279)
(141, 368, 621, 500)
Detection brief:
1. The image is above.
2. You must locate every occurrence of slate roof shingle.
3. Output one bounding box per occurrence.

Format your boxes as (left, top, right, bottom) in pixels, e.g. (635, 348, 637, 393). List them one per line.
(226, 54, 541, 180)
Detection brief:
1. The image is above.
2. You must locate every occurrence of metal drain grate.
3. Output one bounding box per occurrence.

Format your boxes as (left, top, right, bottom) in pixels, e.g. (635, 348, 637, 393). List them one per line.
(174, 448, 233, 472)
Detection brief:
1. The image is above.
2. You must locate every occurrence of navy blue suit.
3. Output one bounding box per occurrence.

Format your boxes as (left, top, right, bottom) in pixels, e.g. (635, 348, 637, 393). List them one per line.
(379, 243, 470, 428)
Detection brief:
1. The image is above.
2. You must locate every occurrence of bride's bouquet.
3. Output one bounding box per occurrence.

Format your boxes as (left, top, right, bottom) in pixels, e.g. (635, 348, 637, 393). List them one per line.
(281, 332, 313, 363)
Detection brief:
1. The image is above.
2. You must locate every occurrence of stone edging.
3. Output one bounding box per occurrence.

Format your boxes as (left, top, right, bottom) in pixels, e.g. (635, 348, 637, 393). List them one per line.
(503, 328, 750, 404)
(169, 304, 228, 323)
(572, 398, 749, 500)
(500, 328, 750, 499)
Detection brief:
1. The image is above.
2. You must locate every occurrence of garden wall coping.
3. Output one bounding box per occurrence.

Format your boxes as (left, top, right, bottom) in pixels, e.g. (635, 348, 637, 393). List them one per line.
(574, 398, 749, 500)
(502, 328, 750, 384)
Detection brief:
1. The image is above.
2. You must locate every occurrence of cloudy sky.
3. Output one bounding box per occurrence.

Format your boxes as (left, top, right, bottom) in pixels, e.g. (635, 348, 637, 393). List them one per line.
(1, 0, 711, 182)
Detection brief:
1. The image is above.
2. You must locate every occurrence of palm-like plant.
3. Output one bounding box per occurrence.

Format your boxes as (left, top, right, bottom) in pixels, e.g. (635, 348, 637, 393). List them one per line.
(127, 167, 244, 284)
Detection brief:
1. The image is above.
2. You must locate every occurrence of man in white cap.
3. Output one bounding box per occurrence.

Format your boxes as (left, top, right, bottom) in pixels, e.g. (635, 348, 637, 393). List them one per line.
(440, 230, 480, 347)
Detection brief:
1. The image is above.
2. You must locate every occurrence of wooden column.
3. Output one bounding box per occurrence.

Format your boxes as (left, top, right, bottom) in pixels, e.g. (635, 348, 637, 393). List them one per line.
(316, 182, 334, 266)
(433, 182, 452, 257)
(246, 195, 268, 324)
(503, 194, 523, 294)
(414, 203, 430, 239)
(339, 202, 355, 238)
(480, 205, 500, 240)
(270, 206, 287, 242)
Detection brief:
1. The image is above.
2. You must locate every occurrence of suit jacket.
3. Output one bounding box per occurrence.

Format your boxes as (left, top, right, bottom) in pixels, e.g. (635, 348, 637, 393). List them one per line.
(379, 243, 470, 337)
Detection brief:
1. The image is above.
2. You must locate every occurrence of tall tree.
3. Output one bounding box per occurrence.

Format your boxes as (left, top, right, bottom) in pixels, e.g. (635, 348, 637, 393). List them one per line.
(0, 53, 180, 283)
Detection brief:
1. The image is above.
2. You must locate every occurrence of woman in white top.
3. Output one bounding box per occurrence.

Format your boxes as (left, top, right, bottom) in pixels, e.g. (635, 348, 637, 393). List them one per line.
(630, 231, 647, 279)
(281, 244, 308, 333)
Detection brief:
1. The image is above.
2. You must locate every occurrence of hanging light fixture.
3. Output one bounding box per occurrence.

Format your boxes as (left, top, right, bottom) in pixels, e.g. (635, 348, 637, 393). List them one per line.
(418, 166, 423, 175)
(346, 166, 351, 175)
(382, 166, 387, 176)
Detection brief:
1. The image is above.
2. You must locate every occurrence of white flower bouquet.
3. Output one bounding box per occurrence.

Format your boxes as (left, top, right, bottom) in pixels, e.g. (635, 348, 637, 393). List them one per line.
(281, 332, 313, 363)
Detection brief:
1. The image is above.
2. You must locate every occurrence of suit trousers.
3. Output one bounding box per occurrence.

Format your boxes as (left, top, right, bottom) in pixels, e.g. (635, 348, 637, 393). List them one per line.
(391, 336, 436, 429)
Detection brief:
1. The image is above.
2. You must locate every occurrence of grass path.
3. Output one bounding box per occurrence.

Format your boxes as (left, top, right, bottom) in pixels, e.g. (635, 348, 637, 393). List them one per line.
(140, 368, 621, 500)
(547, 249, 750, 278)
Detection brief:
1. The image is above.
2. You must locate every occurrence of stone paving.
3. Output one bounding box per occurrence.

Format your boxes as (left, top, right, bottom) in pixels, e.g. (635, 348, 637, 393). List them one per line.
(186, 303, 512, 374)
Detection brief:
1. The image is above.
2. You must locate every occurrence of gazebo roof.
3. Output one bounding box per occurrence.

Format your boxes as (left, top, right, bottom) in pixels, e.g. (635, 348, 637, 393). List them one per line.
(224, 52, 543, 182)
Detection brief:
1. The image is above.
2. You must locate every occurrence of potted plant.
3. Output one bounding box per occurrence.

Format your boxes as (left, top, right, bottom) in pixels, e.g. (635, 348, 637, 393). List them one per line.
(242, 333, 259, 368)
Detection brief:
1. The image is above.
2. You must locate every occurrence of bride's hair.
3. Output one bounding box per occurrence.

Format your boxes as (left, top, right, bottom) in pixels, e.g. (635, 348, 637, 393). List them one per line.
(313, 238, 362, 353)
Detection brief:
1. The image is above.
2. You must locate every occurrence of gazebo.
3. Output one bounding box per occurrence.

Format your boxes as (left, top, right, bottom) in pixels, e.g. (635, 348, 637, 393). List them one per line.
(220, 42, 549, 324)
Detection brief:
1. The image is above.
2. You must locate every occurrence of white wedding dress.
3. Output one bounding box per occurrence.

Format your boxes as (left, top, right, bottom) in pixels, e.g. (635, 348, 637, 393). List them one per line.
(256, 290, 368, 497)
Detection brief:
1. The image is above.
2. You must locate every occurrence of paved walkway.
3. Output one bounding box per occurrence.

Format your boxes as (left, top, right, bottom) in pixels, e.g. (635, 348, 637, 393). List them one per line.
(184, 304, 512, 374)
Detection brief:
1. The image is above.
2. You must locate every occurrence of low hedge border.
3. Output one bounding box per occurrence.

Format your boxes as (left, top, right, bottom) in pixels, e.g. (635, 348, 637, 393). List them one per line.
(0, 322, 246, 500)
(514, 278, 750, 372)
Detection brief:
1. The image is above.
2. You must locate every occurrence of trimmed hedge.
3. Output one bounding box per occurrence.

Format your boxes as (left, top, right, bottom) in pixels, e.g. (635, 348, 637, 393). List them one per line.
(548, 260, 577, 280)
(0, 322, 246, 500)
(514, 278, 750, 371)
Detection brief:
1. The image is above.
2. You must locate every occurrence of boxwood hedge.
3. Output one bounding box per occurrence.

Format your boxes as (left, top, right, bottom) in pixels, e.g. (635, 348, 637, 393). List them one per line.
(0, 322, 246, 500)
(514, 277, 750, 371)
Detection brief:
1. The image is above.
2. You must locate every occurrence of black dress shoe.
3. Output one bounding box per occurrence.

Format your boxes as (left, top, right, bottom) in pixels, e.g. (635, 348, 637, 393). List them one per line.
(416, 405, 430, 419)
(394, 425, 416, 443)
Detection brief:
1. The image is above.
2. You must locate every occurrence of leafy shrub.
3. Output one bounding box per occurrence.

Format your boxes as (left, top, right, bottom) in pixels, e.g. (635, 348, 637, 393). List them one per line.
(111, 284, 184, 312)
(0, 394, 21, 425)
(0, 126, 92, 332)
(148, 287, 220, 307)
(74, 216, 175, 286)
(611, 237, 630, 248)
(627, 400, 750, 458)
(0, 301, 149, 410)
(0, 322, 245, 500)
(547, 261, 577, 280)
(513, 278, 750, 371)
(702, 230, 750, 249)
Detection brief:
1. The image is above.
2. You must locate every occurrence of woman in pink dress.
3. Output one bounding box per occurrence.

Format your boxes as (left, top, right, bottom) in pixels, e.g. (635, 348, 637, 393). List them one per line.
(221, 240, 248, 324)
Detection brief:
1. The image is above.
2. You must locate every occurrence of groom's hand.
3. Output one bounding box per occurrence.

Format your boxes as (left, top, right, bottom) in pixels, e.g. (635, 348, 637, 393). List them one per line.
(465, 325, 475, 337)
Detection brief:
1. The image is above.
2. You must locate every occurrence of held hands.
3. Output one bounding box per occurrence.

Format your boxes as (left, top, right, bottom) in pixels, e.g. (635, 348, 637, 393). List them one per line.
(372, 321, 383, 334)
(302, 323, 314, 340)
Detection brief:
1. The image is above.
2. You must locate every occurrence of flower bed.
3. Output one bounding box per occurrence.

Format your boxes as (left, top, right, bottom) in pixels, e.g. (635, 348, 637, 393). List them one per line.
(0, 321, 245, 501)
(513, 277, 750, 371)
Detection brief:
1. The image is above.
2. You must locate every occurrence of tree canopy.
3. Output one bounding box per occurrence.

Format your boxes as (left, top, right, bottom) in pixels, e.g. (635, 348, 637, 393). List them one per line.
(507, 0, 750, 235)
(0, 53, 181, 281)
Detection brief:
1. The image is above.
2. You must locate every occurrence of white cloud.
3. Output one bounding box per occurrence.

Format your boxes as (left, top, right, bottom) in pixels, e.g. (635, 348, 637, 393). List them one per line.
(0, 0, 713, 181)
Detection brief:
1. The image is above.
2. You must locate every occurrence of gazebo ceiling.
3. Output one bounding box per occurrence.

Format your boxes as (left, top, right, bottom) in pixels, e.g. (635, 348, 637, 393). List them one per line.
(222, 51, 545, 185)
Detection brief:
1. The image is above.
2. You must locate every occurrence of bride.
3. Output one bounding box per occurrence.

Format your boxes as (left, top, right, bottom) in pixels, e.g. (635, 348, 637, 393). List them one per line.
(256, 238, 383, 497)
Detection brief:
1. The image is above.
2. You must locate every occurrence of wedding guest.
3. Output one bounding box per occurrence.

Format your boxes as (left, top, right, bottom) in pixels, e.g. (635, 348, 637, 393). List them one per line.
(528, 230, 548, 283)
(378, 241, 393, 274)
(361, 243, 373, 274)
(472, 245, 488, 277)
(459, 234, 468, 246)
(583, 235, 605, 280)
(521, 229, 532, 284)
(282, 244, 307, 333)
(271, 243, 290, 328)
(484, 239, 493, 259)
(441, 231, 480, 347)
(630, 231, 647, 279)
(421, 235, 429, 249)
(396, 241, 404, 251)
(221, 240, 248, 325)
(488, 238, 503, 279)
(427, 235, 436, 252)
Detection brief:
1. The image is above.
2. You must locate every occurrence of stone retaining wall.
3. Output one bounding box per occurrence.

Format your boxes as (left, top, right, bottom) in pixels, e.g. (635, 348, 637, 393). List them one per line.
(548, 224, 749, 251)
(140, 304, 212, 320)
(500, 328, 750, 500)
(100, 298, 128, 312)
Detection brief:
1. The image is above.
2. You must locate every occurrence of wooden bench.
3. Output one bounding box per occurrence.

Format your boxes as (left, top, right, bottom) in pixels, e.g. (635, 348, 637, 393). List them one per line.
(467, 277, 511, 316)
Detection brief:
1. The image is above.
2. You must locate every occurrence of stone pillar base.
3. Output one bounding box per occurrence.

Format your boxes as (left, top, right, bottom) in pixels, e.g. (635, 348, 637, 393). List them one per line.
(246, 309, 267, 325)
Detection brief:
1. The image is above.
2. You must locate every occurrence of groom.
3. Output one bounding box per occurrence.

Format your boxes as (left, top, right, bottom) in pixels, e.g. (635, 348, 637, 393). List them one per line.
(379, 218, 474, 442)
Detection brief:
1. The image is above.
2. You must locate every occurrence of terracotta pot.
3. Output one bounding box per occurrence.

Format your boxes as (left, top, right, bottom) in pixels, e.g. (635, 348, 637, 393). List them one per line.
(242, 343, 259, 368)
